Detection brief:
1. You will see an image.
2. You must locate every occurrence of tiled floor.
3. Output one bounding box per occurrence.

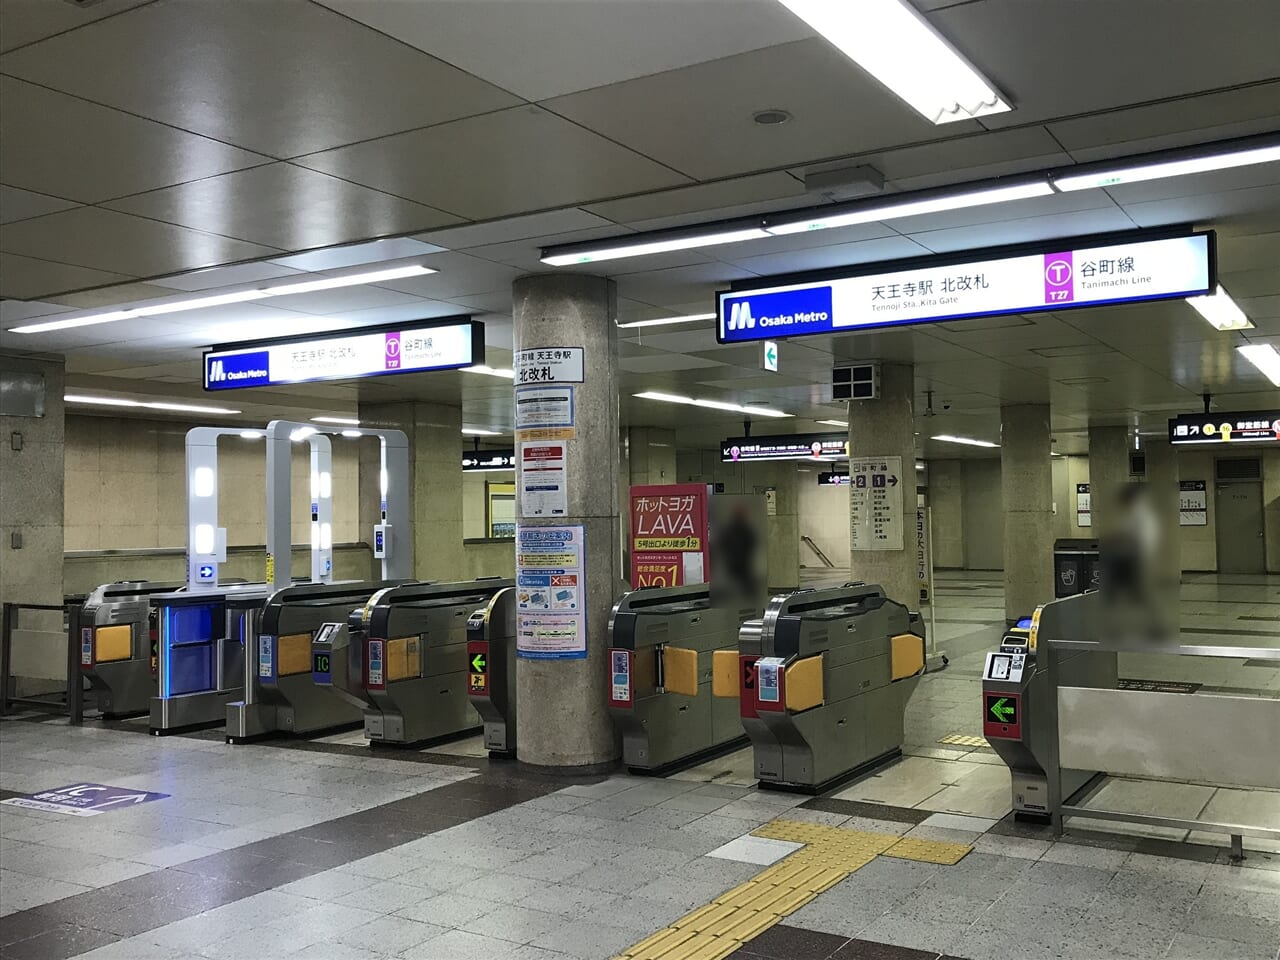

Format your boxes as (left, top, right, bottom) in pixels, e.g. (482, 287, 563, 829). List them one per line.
(1, 571, 1277, 959)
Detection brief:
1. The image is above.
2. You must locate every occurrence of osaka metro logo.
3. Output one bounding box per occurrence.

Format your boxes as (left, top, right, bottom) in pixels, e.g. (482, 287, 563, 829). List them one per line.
(727, 302, 756, 331)
(208, 359, 227, 382)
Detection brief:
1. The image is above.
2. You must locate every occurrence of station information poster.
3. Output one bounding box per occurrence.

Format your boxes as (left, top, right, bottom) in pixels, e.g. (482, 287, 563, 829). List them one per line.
(516, 525, 586, 659)
(519, 442, 568, 517)
(1179, 480, 1208, 526)
(630, 484, 709, 588)
(1076, 483, 1092, 528)
(849, 457, 904, 551)
(515, 384, 576, 441)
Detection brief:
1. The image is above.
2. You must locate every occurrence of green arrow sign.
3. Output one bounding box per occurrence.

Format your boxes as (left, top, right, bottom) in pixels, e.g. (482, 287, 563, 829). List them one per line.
(471, 653, 487, 673)
(988, 696, 1015, 722)
(763, 340, 778, 372)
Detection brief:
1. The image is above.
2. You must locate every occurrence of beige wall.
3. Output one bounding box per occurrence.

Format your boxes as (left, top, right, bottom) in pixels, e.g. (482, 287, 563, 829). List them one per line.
(64, 415, 361, 551)
(928, 460, 965, 568)
(962, 458, 1004, 570)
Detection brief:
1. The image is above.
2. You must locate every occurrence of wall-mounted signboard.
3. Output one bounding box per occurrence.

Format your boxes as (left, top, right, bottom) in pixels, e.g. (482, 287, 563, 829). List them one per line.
(1168, 410, 1280, 445)
(818, 472, 850, 485)
(204, 318, 482, 390)
(1179, 480, 1208, 526)
(463, 449, 515, 471)
(722, 433, 848, 463)
(630, 484, 710, 588)
(718, 231, 1213, 343)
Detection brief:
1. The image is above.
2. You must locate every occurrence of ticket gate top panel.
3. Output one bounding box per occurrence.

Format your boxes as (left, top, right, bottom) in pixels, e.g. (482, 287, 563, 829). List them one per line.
(355, 579, 516, 639)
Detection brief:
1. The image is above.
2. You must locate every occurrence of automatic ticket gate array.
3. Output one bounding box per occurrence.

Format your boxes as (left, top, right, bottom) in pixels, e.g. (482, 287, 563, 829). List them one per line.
(734, 584, 927, 792)
(607, 584, 761, 773)
(150, 583, 270, 733)
(74, 581, 182, 719)
(226, 581, 404, 743)
(340, 579, 516, 747)
(982, 593, 1118, 820)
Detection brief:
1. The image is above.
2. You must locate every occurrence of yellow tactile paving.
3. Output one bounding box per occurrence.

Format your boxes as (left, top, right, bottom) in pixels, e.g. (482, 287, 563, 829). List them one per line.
(883, 835, 972, 865)
(615, 814, 973, 960)
(939, 733, 991, 747)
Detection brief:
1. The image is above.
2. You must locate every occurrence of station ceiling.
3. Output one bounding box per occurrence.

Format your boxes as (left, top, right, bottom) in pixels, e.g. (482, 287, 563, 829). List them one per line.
(1, 0, 1278, 459)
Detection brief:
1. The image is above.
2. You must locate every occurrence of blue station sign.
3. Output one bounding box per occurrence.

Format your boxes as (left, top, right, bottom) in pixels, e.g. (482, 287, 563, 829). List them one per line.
(717, 231, 1213, 343)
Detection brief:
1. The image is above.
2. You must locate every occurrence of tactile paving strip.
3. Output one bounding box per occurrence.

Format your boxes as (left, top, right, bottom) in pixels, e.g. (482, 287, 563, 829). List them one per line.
(614, 819, 972, 959)
(938, 733, 991, 748)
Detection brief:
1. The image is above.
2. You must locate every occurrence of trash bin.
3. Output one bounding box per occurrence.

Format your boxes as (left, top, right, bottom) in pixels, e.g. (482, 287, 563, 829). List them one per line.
(1053, 538, 1100, 598)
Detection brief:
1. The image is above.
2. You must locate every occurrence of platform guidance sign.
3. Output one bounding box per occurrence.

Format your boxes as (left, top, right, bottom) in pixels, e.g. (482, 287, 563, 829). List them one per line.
(516, 525, 586, 659)
(1168, 410, 1280, 445)
(718, 232, 1212, 343)
(849, 456, 903, 551)
(205, 319, 482, 389)
(3, 783, 169, 817)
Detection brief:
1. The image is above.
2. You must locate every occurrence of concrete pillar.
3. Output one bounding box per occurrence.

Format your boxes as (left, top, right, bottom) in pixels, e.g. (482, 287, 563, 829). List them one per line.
(512, 274, 620, 770)
(1142, 439, 1181, 593)
(1087, 424, 1130, 537)
(0, 352, 66, 694)
(357, 400, 463, 582)
(847, 362, 917, 607)
(1000, 404, 1055, 621)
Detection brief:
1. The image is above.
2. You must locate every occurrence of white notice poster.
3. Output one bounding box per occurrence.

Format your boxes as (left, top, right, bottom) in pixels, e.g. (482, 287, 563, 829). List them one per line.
(1179, 480, 1208, 526)
(519, 442, 568, 518)
(849, 456, 904, 551)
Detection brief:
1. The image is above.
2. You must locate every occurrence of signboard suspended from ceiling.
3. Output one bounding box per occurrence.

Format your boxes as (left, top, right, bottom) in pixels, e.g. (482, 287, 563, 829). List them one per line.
(204, 317, 483, 390)
(717, 230, 1213, 343)
(1168, 410, 1280, 445)
(722, 433, 849, 463)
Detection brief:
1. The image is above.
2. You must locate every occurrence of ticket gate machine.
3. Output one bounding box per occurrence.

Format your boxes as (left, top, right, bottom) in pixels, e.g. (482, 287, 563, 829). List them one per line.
(347, 579, 515, 745)
(607, 584, 761, 773)
(983, 591, 1116, 820)
(76, 581, 182, 719)
(226, 581, 403, 743)
(732, 584, 926, 792)
(465, 587, 518, 757)
(150, 583, 270, 733)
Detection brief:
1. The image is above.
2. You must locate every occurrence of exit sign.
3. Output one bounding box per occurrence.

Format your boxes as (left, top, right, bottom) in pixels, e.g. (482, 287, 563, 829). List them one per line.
(762, 340, 778, 372)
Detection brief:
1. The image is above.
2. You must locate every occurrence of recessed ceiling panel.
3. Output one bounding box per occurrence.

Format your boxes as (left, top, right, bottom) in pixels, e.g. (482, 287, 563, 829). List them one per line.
(0, 207, 280, 280)
(0, 0, 152, 53)
(0, 252, 131, 301)
(377, 252, 520, 301)
(316, 0, 813, 101)
(151, 260, 305, 292)
(0, 185, 79, 224)
(269, 237, 448, 272)
(1118, 183, 1280, 231)
(49, 282, 183, 309)
(0, 0, 521, 157)
(584, 172, 807, 226)
(415, 209, 615, 250)
(906, 207, 1139, 254)
(724, 235, 933, 277)
(543, 38, 977, 181)
(932, 0, 1280, 128)
(106, 164, 458, 250)
(0, 77, 269, 204)
(296, 106, 688, 221)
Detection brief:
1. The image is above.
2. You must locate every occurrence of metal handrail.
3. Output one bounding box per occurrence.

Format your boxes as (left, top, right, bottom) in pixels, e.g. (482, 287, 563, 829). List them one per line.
(800, 535, 835, 568)
(0, 600, 85, 723)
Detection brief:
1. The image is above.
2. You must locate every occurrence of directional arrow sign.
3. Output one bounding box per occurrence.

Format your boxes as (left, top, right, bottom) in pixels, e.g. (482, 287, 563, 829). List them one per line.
(888, 475, 898, 486)
(762, 340, 778, 372)
(988, 697, 1015, 722)
(471, 652, 487, 673)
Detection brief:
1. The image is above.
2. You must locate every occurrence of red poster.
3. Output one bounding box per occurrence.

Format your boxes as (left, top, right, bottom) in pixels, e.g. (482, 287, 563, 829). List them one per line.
(630, 484, 709, 589)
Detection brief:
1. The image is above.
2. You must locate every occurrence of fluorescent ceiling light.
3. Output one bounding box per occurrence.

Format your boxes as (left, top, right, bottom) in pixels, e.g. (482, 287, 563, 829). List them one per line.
(238, 430, 263, 439)
(915, 463, 925, 471)
(777, 0, 1010, 124)
(767, 182, 1052, 235)
(10, 264, 435, 334)
(931, 434, 999, 448)
(616, 313, 717, 329)
(1186, 285, 1253, 331)
(462, 428, 502, 436)
(64, 394, 241, 415)
(817, 419, 848, 427)
(1237, 343, 1280, 386)
(634, 391, 791, 419)
(541, 228, 768, 267)
(312, 416, 360, 425)
(289, 426, 318, 442)
(462, 365, 515, 379)
(1053, 142, 1280, 192)
(340, 430, 363, 438)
